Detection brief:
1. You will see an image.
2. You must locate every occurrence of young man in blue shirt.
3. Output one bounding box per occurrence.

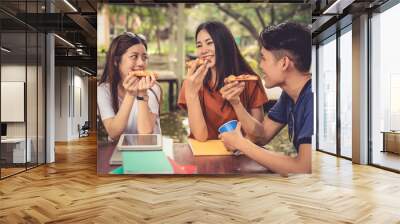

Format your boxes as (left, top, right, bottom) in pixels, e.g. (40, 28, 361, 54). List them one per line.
(219, 22, 313, 175)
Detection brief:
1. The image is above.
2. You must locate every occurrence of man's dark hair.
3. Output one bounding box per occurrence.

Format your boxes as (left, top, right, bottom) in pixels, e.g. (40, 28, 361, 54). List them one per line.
(258, 22, 311, 73)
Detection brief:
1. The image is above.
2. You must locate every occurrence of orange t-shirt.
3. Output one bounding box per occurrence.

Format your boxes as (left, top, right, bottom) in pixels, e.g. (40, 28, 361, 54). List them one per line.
(178, 80, 268, 140)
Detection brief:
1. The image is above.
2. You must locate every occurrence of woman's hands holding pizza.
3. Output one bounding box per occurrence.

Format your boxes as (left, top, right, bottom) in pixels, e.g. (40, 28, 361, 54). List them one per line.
(220, 74, 258, 105)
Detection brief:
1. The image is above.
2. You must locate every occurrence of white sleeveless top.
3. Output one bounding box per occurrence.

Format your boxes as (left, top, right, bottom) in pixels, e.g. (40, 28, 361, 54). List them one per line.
(97, 82, 161, 135)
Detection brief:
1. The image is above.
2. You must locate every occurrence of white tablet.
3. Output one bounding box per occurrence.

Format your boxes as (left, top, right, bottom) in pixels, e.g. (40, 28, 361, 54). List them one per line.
(117, 134, 162, 151)
(109, 147, 122, 165)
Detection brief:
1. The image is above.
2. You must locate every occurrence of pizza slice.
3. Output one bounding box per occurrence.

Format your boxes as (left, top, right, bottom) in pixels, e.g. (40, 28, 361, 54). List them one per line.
(128, 70, 158, 78)
(224, 74, 258, 83)
(186, 58, 206, 68)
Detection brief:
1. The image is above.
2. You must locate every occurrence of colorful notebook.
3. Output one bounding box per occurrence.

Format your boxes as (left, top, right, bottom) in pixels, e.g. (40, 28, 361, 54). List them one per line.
(187, 138, 233, 156)
(122, 150, 173, 174)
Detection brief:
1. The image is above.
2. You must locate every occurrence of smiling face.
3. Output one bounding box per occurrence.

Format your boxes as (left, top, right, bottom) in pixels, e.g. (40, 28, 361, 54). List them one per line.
(196, 29, 216, 68)
(118, 43, 148, 80)
(259, 47, 287, 89)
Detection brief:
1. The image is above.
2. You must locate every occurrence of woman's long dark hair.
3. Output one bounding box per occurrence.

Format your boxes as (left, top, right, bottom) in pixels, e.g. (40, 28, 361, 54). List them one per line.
(99, 33, 161, 114)
(195, 21, 262, 111)
(195, 21, 257, 91)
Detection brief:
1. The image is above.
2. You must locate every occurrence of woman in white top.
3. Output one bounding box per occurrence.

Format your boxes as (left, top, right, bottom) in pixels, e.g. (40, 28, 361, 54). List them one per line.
(97, 32, 161, 140)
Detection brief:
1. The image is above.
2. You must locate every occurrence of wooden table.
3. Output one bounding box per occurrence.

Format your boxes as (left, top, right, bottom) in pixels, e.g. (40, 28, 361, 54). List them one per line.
(97, 142, 269, 175)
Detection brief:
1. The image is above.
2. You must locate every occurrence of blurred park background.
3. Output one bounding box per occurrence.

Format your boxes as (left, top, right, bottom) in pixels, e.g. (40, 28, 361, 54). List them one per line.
(97, 3, 311, 155)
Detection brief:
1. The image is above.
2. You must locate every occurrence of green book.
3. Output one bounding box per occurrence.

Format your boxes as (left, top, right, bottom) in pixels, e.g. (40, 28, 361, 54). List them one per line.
(122, 150, 173, 174)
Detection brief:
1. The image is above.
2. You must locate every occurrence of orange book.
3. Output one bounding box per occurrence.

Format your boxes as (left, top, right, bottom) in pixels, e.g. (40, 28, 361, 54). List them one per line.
(187, 138, 234, 156)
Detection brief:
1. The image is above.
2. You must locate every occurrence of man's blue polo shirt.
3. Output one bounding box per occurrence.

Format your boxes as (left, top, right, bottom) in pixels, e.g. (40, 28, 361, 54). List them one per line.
(268, 79, 313, 152)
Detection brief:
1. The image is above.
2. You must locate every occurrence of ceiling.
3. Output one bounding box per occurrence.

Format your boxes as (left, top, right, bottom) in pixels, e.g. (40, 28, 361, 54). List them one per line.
(0, 0, 97, 75)
(311, 0, 390, 43)
(3, 0, 394, 73)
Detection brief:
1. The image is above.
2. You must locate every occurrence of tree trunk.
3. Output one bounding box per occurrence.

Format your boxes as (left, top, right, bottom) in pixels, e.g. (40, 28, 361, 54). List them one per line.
(156, 26, 161, 55)
(255, 7, 265, 28)
(271, 5, 275, 26)
(215, 3, 259, 40)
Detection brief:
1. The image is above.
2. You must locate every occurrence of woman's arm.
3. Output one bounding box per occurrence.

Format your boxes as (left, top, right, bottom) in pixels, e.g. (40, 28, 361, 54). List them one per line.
(238, 105, 265, 143)
(183, 60, 211, 141)
(137, 98, 157, 134)
(250, 107, 264, 123)
(220, 81, 263, 141)
(100, 75, 139, 139)
(137, 78, 159, 134)
(186, 90, 208, 141)
(220, 81, 283, 145)
(102, 94, 135, 140)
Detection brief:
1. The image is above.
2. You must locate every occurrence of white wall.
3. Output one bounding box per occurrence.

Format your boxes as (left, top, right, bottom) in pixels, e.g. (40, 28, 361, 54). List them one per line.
(1, 63, 46, 164)
(55, 66, 89, 141)
(55, 66, 69, 141)
(1, 65, 30, 137)
(74, 73, 89, 122)
(71, 72, 89, 138)
(1, 65, 26, 143)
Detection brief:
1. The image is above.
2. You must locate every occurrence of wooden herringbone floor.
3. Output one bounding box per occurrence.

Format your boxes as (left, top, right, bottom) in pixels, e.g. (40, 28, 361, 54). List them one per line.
(1, 134, 400, 224)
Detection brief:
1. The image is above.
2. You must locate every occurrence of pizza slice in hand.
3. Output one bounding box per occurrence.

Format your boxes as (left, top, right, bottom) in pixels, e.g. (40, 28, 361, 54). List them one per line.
(224, 74, 258, 83)
(128, 70, 159, 78)
(186, 58, 206, 68)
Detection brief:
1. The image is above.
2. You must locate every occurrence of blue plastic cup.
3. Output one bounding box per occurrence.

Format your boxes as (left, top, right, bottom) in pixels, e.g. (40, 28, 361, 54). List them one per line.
(218, 120, 238, 133)
(218, 120, 241, 156)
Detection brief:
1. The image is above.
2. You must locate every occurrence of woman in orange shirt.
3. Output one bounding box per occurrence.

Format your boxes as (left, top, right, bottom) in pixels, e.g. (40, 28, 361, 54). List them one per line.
(178, 21, 268, 141)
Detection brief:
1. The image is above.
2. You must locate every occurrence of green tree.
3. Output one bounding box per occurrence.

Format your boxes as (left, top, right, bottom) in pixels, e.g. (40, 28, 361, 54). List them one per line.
(215, 3, 311, 40)
(107, 5, 170, 55)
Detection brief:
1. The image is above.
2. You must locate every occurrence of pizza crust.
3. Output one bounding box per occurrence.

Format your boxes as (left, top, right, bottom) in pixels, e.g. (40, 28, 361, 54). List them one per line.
(186, 58, 206, 67)
(225, 74, 258, 83)
(128, 70, 158, 78)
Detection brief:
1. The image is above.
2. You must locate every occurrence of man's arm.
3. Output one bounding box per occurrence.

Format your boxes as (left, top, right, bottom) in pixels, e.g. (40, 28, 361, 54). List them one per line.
(258, 116, 286, 145)
(236, 139, 312, 175)
(219, 123, 312, 175)
(231, 102, 285, 145)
